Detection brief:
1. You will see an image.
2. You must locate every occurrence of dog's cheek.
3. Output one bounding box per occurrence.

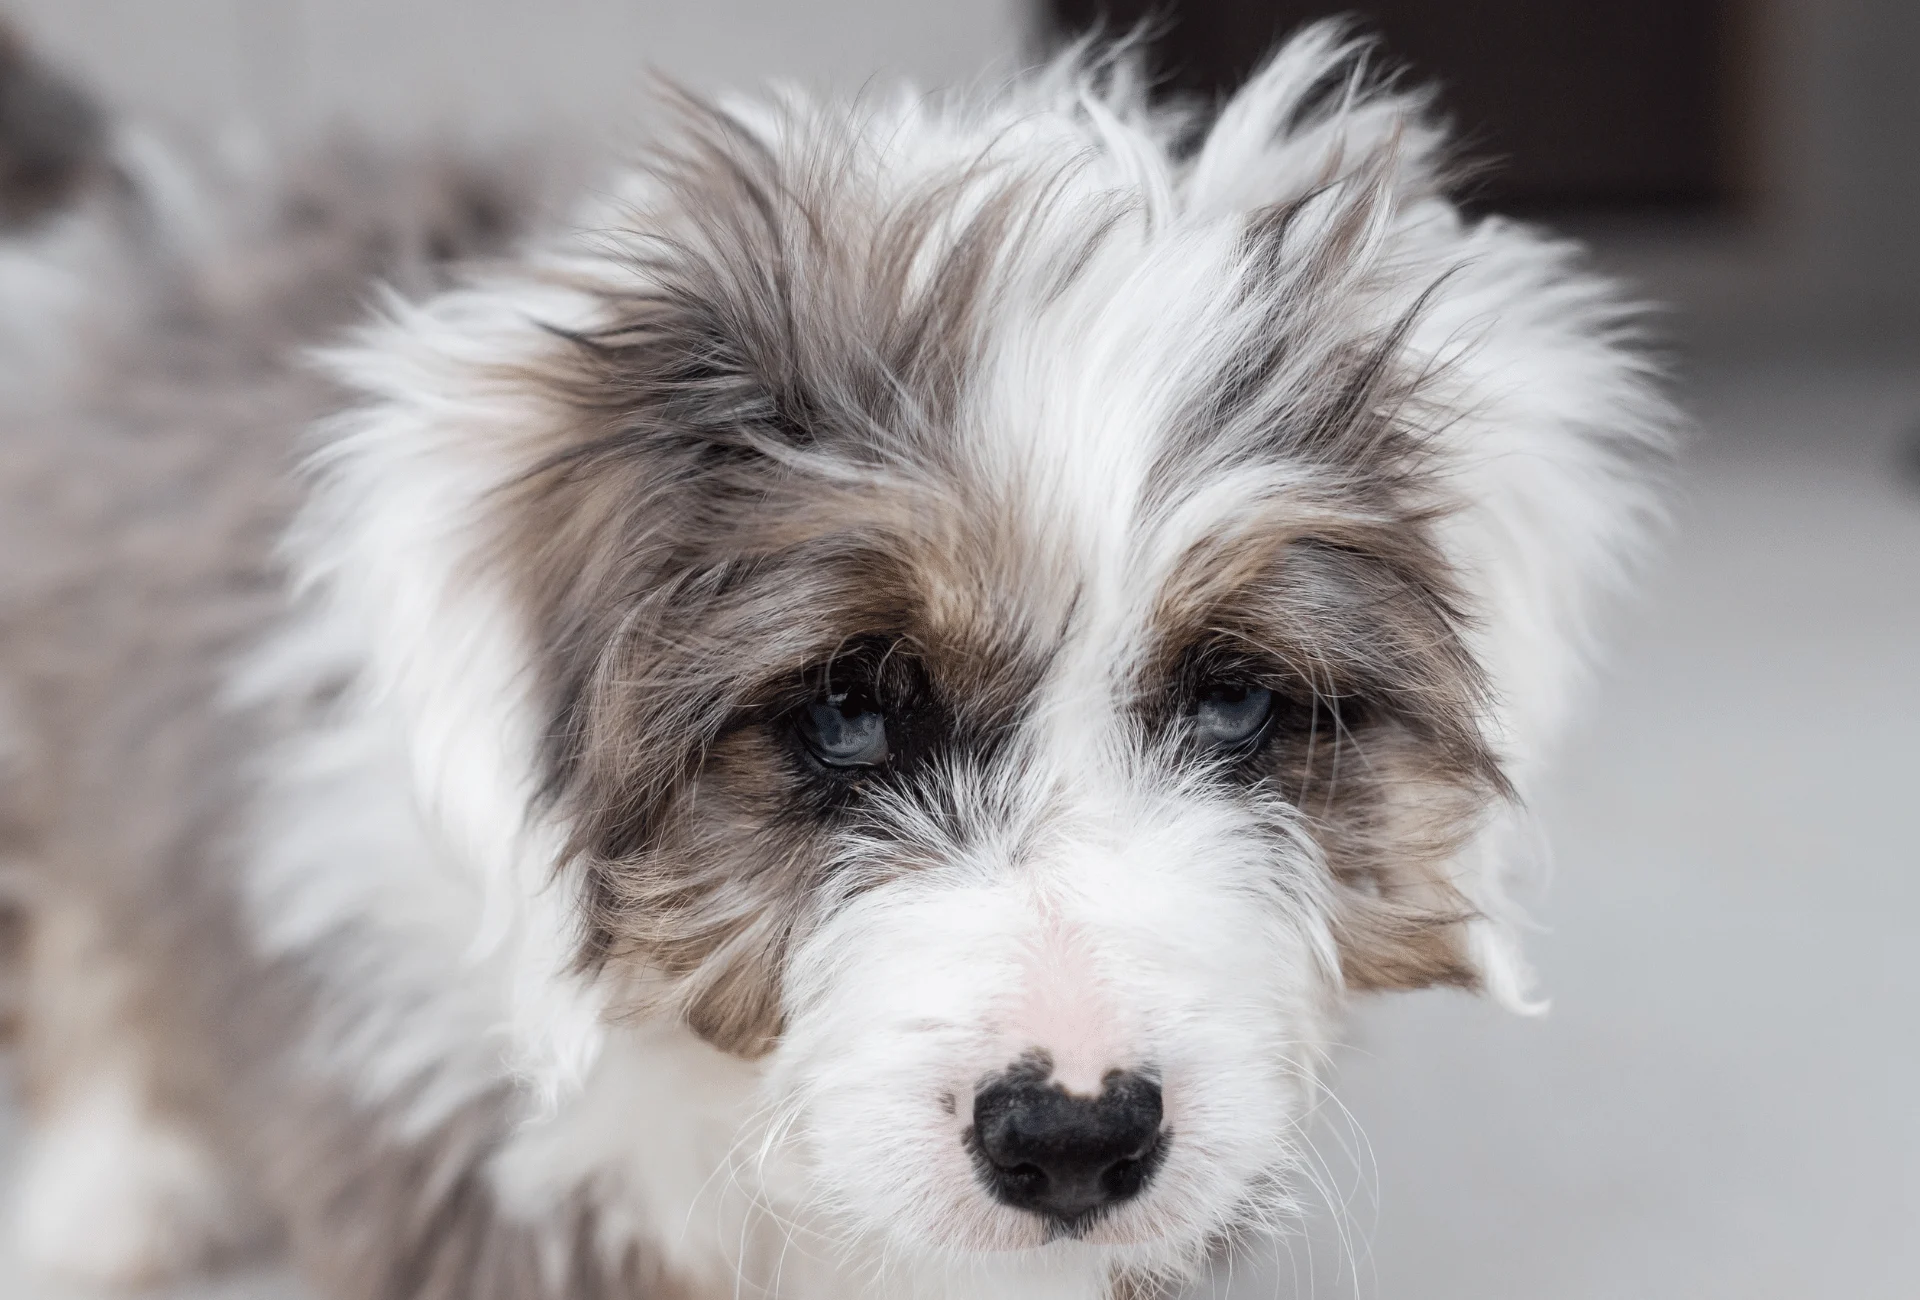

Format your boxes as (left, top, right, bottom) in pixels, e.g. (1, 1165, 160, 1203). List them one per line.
(587, 728, 827, 1059)
(682, 955, 788, 1059)
(1281, 728, 1495, 993)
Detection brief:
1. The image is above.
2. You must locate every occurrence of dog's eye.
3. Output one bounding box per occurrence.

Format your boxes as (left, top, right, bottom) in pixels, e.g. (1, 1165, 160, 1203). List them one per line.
(1192, 680, 1273, 749)
(798, 690, 890, 767)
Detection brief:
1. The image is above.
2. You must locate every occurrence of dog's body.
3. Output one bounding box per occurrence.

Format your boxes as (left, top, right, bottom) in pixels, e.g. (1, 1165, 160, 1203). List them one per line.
(0, 28, 1668, 1300)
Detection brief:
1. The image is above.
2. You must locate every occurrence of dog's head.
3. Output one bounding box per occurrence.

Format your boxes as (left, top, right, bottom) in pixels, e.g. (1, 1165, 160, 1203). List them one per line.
(304, 25, 1665, 1283)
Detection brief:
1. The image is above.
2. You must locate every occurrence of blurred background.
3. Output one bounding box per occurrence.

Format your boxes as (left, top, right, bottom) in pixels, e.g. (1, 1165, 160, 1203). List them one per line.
(1, 2, 1915, 1298)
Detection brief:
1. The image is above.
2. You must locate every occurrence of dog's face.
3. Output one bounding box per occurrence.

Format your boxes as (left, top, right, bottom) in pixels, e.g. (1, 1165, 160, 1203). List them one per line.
(312, 39, 1659, 1284)
(470, 93, 1509, 1268)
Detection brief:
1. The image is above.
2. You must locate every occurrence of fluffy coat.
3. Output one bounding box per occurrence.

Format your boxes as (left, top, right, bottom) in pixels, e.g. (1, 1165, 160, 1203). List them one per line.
(0, 27, 1669, 1300)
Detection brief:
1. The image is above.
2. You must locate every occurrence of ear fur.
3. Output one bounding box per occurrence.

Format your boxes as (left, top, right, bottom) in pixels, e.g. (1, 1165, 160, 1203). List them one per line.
(276, 279, 619, 1111)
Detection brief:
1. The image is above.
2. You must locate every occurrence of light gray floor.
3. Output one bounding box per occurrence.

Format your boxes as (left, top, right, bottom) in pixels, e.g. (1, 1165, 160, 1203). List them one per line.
(5, 351, 1918, 1298)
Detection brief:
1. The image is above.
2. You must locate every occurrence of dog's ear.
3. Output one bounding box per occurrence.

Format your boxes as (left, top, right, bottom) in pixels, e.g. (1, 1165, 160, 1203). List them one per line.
(282, 248, 628, 1115)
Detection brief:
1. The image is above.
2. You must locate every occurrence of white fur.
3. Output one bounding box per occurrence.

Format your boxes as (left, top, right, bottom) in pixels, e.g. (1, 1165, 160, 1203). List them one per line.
(241, 276, 617, 1121)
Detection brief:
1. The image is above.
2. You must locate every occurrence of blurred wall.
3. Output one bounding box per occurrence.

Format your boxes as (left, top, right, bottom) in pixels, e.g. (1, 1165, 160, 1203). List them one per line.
(2, 0, 1031, 141)
(1764, 0, 1920, 337)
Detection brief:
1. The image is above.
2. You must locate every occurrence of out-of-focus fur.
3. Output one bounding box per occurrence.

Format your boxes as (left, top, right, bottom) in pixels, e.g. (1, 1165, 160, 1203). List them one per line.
(0, 25, 1671, 1300)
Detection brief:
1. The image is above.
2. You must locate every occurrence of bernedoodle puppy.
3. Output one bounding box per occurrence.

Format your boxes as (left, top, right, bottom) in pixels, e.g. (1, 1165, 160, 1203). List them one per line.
(0, 24, 1669, 1300)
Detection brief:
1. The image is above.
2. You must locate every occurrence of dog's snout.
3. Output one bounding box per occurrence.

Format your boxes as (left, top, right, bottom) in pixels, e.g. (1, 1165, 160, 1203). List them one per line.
(969, 1063, 1166, 1223)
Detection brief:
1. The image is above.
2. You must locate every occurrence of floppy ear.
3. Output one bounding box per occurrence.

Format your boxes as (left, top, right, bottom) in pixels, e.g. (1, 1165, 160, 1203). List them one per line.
(268, 273, 622, 1113)
(1188, 22, 1675, 1010)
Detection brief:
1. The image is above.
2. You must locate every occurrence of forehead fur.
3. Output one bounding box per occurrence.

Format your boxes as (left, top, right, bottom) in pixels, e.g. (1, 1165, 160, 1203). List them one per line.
(518, 47, 1470, 647)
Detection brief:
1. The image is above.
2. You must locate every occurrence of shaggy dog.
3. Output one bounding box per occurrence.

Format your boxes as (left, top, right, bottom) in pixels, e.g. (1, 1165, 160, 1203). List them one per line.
(0, 25, 1669, 1300)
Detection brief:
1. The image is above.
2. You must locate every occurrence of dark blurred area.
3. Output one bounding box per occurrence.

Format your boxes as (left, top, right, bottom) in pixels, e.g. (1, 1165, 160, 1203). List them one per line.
(0, 20, 103, 230)
(1050, 0, 1734, 218)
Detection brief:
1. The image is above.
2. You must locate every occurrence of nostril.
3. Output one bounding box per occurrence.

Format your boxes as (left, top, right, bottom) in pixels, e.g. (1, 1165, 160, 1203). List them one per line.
(968, 1063, 1168, 1226)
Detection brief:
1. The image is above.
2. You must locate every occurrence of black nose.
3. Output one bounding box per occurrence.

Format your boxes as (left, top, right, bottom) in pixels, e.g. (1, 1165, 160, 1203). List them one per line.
(969, 1062, 1166, 1224)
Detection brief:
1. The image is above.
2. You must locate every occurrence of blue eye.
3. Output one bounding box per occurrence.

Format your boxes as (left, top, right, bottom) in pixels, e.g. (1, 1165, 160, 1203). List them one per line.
(800, 691, 890, 767)
(1193, 681, 1273, 749)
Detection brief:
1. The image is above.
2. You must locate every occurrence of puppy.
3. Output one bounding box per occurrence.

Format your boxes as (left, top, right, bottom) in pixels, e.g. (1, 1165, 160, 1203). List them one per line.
(0, 25, 1669, 1300)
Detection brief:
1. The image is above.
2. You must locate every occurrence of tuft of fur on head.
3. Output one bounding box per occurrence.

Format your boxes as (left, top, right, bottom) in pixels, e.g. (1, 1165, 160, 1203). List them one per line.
(237, 19, 1670, 1292)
